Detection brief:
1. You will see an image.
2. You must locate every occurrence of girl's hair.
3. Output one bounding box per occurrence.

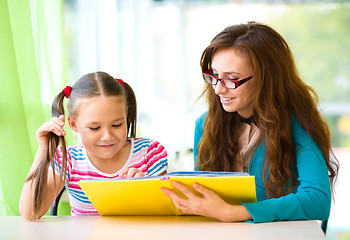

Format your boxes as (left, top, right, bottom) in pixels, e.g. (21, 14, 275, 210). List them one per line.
(26, 71, 137, 219)
(197, 22, 339, 198)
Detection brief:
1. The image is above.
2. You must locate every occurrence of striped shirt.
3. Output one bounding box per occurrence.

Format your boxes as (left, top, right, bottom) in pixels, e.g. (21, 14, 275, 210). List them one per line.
(52, 138, 168, 216)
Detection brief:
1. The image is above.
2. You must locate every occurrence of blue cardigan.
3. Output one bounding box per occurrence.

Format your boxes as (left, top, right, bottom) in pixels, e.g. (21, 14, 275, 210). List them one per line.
(194, 112, 331, 223)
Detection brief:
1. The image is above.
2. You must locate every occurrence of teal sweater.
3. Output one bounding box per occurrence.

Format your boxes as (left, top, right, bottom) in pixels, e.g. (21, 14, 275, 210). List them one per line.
(194, 113, 331, 223)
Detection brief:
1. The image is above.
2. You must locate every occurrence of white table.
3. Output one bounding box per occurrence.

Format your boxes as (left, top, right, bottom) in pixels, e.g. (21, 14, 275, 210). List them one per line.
(0, 216, 326, 240)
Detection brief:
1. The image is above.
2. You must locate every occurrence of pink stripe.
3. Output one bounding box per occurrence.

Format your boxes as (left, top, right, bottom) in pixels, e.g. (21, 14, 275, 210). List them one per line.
(70, 174, 117, 182)
(146, 142, 163, 157)
(147, 145, 166, 164)
(128, 159, 147, 168)
(147, 141, 158, 153)
(67, 184, 82, 189)
(72, 208, 99, 216)
(70, 169, 112, 177)
(70, 170, 102, 177)
(148, 152, 167, 167)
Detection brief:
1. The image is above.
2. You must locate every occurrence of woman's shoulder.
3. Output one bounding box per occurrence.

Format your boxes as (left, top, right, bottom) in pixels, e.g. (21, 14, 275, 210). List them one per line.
(195, 111, 208, 126)
(290, 116, 314, 144)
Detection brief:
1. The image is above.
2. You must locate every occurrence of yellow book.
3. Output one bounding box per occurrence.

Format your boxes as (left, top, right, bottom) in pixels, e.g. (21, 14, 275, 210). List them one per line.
(78, 171, 257, 216)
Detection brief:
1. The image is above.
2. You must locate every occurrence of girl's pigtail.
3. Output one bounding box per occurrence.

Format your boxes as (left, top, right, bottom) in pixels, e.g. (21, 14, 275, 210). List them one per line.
(51, 91, 69, 183)
(123, 82, 137, 138)
(25, 91, 68, 219)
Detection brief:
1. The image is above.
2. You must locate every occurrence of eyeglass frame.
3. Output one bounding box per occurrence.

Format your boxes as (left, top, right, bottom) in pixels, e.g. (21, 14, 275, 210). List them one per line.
(202, 69, 254, 89)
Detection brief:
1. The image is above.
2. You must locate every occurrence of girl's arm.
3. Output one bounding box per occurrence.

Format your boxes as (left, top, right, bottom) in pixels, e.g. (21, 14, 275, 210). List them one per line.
(19, 147, 65, 220)
(19, 115, 67, 221)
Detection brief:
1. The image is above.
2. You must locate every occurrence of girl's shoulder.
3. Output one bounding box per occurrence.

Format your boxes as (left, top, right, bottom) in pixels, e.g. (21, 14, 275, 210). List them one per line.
(130, 138, 167, 155)
(131, 137, 164, 148)
(131, 137, 151, 147)
(57, 145, 85, 159)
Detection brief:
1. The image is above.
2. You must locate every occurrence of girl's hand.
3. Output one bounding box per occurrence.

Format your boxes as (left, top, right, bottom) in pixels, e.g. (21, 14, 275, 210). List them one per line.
(161, 181, 251, 222)
(118, 167, 148, 178)
(36, 115, 66, 147)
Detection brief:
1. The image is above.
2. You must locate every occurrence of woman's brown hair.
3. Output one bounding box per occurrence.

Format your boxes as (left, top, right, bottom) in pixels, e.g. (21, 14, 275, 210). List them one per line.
(197, 22, 339, 198)
(25, 72, 137, 219)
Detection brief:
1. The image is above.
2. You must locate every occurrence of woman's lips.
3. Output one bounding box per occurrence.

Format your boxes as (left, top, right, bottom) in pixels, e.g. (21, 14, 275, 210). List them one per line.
(220, 97, 234, 104)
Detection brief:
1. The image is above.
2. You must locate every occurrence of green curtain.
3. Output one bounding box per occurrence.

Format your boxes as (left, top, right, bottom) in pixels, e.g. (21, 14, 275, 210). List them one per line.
(0, 0, 67, 216)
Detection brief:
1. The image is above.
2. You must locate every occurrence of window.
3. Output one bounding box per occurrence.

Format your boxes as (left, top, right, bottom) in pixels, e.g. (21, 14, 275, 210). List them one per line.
(63, 1, 350, 236)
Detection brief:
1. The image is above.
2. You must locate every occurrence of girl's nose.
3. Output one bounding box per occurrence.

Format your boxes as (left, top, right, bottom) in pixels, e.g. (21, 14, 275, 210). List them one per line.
(100, 129, 113, 140)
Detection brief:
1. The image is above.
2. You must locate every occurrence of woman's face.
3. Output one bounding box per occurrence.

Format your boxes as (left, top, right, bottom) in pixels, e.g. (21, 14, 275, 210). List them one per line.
(211, 48, 256, 118)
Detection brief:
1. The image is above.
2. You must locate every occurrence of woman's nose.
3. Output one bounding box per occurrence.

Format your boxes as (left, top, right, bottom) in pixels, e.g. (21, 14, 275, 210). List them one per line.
(214, 80, 227, 95)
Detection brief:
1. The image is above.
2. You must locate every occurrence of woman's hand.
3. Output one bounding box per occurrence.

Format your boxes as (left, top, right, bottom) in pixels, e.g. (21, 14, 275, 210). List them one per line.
(118, 167, 148, 178)
(161, 181, 252, 222)
(36, 115, 66, 147)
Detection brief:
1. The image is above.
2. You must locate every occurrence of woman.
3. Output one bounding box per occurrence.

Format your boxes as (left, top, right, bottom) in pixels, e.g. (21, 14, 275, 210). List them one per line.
(161, 22, 339, 223)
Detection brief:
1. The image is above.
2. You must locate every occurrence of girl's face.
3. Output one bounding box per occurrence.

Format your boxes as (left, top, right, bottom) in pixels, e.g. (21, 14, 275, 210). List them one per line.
(68, 95, 128, 163)
(211, 48, 256, 118)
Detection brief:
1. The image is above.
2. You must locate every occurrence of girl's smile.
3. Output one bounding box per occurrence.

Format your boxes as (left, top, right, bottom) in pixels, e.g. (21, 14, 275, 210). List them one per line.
(97, 143, 116, 148)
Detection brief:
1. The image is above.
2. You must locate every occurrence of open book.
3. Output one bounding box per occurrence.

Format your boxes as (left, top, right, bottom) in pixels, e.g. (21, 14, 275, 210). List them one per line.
(78, 171, 257, 216)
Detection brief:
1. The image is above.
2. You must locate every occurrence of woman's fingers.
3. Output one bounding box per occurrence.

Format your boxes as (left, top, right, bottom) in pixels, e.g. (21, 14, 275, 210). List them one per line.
(161, 181, 227, 218)
(171, 181, 199, 198)
(192, 182, 214, 198)
(160, 187, 187, 208)
(161, 181, 199, 212)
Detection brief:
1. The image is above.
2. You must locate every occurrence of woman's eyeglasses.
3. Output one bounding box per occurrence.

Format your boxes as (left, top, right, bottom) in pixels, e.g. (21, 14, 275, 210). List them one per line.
(202, 70, 254, 89)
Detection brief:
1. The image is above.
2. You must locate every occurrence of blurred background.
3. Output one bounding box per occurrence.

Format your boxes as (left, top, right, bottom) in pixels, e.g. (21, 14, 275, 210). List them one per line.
(1, 0, 349, 239)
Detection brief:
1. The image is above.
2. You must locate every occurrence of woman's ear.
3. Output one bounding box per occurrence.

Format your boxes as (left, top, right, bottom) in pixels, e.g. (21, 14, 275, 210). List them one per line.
(68, 115, 78, 133)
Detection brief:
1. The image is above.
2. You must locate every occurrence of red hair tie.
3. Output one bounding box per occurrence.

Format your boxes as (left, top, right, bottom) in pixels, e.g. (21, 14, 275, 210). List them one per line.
(115, 78, 125, 86)
(62, 86, 72, 98)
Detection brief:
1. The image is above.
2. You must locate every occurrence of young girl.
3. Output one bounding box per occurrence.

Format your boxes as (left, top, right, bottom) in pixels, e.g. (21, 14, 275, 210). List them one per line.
(161, 22, 339, 223)
(20, 72, 168, 220)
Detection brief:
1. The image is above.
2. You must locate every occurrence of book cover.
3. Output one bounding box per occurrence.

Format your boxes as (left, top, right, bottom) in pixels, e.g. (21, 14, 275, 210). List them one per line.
(78, 171, 257, 216)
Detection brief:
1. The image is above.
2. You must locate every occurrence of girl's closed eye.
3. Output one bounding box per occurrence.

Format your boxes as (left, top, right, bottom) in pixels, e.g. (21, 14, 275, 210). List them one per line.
(90, 126, 100, 131)
(112, 123, 123, 128)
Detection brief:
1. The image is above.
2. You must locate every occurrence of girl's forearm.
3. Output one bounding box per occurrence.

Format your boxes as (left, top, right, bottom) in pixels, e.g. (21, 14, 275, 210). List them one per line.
(19, 147, 62, 220)
(26, 146, 49, 177)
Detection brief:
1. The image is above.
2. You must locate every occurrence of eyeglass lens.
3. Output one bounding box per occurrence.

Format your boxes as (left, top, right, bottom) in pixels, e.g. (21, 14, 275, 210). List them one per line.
(203, 74, 237, 89)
